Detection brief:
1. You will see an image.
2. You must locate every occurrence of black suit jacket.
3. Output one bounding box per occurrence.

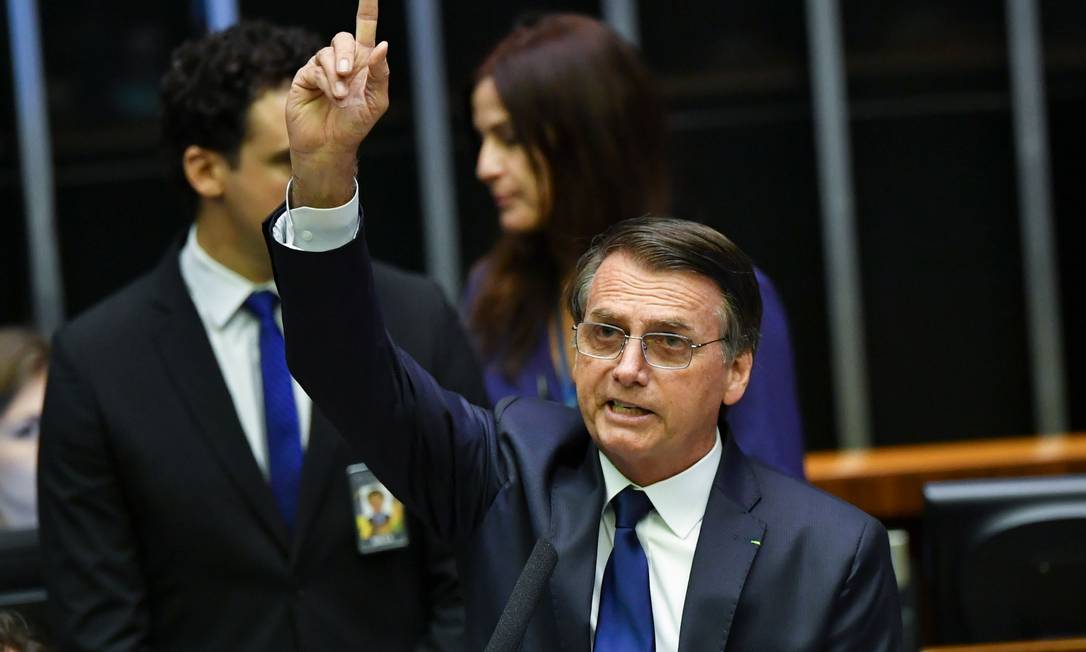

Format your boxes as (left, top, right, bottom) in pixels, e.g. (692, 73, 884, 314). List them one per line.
(267, 215, 904, 651)
(38, 244, 488, 652)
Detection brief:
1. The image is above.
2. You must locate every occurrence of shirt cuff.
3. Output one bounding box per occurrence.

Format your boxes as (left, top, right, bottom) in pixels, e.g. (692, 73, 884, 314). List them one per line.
(271, 177, 361, 251)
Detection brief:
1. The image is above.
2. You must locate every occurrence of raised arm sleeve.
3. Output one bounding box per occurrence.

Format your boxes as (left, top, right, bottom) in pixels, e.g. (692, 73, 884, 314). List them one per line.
(265, 204, 504, 545)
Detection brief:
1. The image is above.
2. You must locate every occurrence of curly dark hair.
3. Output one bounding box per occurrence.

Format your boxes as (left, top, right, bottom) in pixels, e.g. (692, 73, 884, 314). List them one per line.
(159, 20, 320, 185)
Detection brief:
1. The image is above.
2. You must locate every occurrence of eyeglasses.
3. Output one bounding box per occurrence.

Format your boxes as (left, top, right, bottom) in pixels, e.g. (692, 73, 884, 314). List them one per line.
(572, 321, 726, 370)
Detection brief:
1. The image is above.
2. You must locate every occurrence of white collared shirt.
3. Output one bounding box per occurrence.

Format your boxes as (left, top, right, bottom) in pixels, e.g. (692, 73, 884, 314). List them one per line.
(591, 432, 722, 652)
(178, 225, 312, 475)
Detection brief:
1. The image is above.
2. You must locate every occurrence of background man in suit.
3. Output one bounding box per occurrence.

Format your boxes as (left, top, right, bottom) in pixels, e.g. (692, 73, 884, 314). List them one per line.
(265, 2, 903, 649)
(266, 3, 903, 650)
(37, 20, 486, 652)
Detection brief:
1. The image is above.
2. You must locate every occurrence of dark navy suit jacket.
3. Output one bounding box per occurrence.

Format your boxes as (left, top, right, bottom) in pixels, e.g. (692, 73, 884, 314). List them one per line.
(266, 210, 903, 652)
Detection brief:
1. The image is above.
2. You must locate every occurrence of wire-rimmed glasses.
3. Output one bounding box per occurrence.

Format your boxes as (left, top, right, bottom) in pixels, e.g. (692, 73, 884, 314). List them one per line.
(572, 321, 726, 370)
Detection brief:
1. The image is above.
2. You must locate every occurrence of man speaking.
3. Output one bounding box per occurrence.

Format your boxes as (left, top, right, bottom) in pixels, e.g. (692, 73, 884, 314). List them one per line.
(266, 1, 903, 649)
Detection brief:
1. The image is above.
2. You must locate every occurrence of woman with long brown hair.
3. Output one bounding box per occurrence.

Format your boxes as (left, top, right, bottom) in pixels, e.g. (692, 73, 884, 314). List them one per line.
(464, 13, 805, 478)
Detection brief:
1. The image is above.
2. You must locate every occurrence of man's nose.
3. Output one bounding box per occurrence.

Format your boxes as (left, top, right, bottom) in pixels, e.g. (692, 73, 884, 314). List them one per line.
(611, 338, 648, 386)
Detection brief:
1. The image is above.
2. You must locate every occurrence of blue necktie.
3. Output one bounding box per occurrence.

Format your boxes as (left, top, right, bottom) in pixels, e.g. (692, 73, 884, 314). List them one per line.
(244, 291, 303, 530)
(595, 486, 655, 651)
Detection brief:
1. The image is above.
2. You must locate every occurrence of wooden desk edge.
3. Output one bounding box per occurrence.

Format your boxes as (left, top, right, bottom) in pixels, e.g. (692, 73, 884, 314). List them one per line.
(923, 637, 1086, 652)
(804, 434, 1086, 520)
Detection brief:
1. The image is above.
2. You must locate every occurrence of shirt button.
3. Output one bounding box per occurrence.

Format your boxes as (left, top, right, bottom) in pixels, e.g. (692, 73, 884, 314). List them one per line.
(301, 230, 314, 242)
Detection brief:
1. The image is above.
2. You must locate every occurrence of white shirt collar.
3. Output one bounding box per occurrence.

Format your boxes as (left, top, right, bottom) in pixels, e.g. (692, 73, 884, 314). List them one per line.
(598, 429, 722, 540)
(179, 225, 277, 330)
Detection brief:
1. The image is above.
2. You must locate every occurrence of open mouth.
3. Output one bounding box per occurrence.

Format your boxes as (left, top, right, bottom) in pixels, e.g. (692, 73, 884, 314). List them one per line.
(607, 400, 653, 417)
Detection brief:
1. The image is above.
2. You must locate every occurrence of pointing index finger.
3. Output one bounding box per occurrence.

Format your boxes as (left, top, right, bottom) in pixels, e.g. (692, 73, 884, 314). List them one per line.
(356, 0, 378, 48)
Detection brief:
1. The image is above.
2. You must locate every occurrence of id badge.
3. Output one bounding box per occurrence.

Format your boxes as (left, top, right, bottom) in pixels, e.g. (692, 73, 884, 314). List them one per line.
(347, 463, 410, 554)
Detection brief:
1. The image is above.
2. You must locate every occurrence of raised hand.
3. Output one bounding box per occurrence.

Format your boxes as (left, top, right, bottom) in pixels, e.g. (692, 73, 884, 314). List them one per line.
(286, 0, 389, 207)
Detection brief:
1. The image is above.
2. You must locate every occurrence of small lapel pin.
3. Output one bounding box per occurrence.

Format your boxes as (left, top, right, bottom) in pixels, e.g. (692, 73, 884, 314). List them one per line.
(750, 539, 761, 546)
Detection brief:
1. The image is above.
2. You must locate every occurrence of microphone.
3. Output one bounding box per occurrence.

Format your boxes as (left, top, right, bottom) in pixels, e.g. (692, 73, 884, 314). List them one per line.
(484, 538, 559, 652)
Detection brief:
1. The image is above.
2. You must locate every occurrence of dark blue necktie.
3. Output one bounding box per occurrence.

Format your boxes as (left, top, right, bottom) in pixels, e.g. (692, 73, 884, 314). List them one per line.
(244, 291, 303, 530)
(595, 486, 655, 651)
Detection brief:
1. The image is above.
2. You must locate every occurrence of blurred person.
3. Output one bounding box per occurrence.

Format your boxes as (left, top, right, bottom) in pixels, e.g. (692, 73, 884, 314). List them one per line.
(37, 20, 484, 652)
(0, 611, 46, 652)
(0, 328, 48, 530)
(464, 14, 806, 478)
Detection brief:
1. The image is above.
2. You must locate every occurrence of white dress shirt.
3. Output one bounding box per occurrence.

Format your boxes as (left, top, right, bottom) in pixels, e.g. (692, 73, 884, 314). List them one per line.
(178, 225, 313, 475)
(591, 433, 722, 651)
(275, 185, 725, 651)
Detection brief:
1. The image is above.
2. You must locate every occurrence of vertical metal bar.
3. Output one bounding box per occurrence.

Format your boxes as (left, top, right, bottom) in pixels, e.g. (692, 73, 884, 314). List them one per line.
(406, 0, 461, 299)
(805, 0, 872, 449)
(204, 0, 239, 32)
(6, 0, 63, 334)
(601, 0, 640, 46)
(1005, 0, 1068, 435)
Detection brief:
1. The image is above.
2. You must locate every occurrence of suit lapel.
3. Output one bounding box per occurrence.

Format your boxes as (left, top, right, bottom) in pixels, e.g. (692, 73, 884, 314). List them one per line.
(677, 434, 765, 652)
(291, 406, 342, 559)
(150, 252, 291, 553)
(548, 442, 605, 652)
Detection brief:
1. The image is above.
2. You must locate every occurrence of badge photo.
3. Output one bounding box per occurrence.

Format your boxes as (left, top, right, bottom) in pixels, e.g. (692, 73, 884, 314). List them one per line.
(347, 463, 410, 553)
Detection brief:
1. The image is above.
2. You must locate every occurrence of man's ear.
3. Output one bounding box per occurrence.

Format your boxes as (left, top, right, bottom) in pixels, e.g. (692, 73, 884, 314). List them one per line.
(721, 350, 753, 406)
(182, 145, 228, 199)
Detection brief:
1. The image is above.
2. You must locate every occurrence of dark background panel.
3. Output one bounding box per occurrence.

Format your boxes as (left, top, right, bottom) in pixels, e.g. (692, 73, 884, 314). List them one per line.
(1043, 0, 1086, 433)
(843, 0, 1010, 102)
(40, 2, 188, 141)
(842, 0, 1036, 446)
(53, 180, 184, 317)
(443, 0, 601, 100)
(355, 140, 425, 269)
(640, 0, 809, 91)
(0, 187, 28, 326)
(39, 0, 195, 318)
(851, 113, 1031, 445)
